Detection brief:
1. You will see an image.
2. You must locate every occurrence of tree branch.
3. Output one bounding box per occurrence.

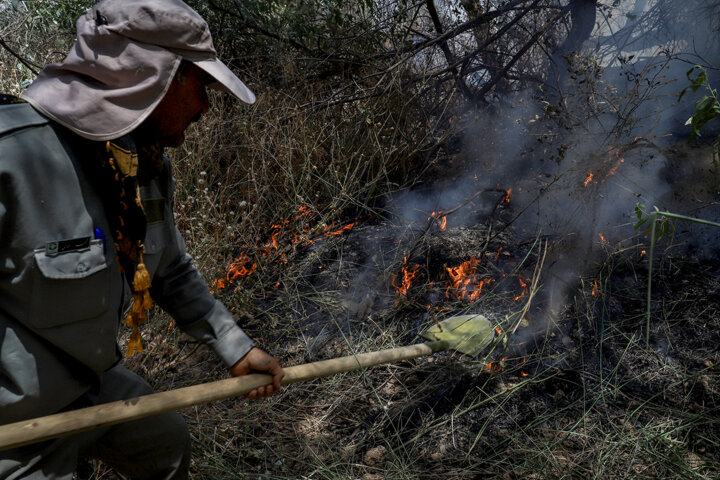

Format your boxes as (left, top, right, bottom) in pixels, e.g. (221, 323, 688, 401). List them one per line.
(0, 37, 39, 76)
(204, 0, 317, 55)
(425, 0, 474, 101)
(474, 5, 570, 100)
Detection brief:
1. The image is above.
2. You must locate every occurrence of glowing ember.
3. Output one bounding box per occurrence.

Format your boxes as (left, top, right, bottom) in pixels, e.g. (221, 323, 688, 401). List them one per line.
(495, 326, 503, 336)
(520, 357, 529, 376)
(598, 233, 608, 245)
(584, 172, 594, 187)
(429, 212, 448, 230)
(211, 205, 358, 291)
(591, 279, 599, 296)
(323, 223, 355, 237)
(494, 247, 502, 261)
(212, 252, 257, 292)
(513, 277, 529, 301)
(607, 157, 625, 177)
(504, 188, 512, 203)
(392, 256, 420, 303)
(485, 357, 507, 374)
(640, 249, 647, 258)
(445, 258, 493, 301)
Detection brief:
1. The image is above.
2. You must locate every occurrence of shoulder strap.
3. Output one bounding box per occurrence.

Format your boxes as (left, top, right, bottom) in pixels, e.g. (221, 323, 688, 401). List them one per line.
(0, 103, 49, 137)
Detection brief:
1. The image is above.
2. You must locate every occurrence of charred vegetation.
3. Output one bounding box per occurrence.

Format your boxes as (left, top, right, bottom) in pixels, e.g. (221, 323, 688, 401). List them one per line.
(2, 0, 720, 478)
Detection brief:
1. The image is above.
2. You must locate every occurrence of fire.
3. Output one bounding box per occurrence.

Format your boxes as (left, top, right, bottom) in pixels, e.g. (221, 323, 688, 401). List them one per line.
(584, 172, 594, 187)
(513, 277, 529, 301)
(504, 188, 512, 203)
(212, 205, 357, 291)
(323, 223, 355, 237)
(429, 211, 448, 230)
(495, 326, 503, 336)
(640, 249, 646, 258)
(485, 356, 507, 374)
(598, 233, 608, 245)
(211, 252, 257, 292)
(606, 157, 625, 177)
(591, 279, 599, 296)
(520, 357, 529, 376)
(392, 256, 420, 303)
(494, 247, 502, 261)
(445, 258, 493, 301)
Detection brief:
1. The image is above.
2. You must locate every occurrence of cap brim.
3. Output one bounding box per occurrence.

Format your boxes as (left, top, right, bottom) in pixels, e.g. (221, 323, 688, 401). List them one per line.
(193, 57, 256, 104)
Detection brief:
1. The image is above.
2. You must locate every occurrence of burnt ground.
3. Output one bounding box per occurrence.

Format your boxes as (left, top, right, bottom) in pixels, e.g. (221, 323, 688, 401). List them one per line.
(113, 212, 719, 479)
(87, 139, 720, 479)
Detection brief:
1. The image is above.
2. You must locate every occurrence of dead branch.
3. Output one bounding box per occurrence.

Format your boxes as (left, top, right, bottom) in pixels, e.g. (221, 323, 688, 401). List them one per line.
(474, 5, 571, 100)
(0, 37, 39, 76)
(425, 0, 474, 101)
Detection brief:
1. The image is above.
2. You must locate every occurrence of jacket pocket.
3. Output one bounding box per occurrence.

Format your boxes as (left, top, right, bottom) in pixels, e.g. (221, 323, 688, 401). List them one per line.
(144, 223, 169, 255)
(28, 239, 111, 328)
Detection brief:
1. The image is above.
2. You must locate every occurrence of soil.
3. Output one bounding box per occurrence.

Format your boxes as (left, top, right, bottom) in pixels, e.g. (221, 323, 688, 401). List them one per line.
(111, 143, 720, 479)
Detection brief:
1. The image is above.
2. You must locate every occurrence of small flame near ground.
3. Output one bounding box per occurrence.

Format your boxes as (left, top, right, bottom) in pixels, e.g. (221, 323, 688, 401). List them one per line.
(212, 205, 356, 292)
(445, 258, 494, 301)
(392, 256, 420, 305)
(485, 357, 507, 374)
(429, 211, 448, 230)
(513, 277, 529, 301)
(391, 255, 506, 304)
(584, 172, 594, 187)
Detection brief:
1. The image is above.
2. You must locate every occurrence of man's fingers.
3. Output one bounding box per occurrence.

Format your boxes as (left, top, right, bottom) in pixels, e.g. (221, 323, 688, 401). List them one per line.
(231, 347, 284, 399)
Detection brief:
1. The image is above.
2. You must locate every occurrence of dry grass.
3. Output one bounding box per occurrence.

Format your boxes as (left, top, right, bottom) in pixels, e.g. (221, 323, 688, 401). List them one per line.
(4, 5, 720, 480)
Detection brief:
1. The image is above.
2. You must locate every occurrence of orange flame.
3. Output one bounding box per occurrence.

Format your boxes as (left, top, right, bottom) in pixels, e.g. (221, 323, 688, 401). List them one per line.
(598, 233, 608, 245)
(591, 279, 599, 296)
(392, 256, 420, 303)
(495, 326, 503, 336)
(212, 252, 257, 292)
(429, 212, 448, 230)
(607, 158, 625, 177)
(584, 172, 594, 187)
(520, 357, 529, 376)
(513, 277, 529, 301)
(494, 247, 502, 261)
(485, 357, 507, 374)
(211, 204, 359, 291)
(445, 258, 493, 301)
(324, 223, 355, 237)
(504, 188, 512, 203)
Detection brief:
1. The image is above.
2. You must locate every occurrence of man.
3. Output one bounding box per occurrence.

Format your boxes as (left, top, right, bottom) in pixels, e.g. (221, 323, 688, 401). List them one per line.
(0, 0, 283, 478)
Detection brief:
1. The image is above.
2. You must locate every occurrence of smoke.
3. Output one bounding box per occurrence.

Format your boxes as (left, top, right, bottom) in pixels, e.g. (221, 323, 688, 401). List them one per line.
(373, 1, 719, 336)
(320, 1, 720, 357)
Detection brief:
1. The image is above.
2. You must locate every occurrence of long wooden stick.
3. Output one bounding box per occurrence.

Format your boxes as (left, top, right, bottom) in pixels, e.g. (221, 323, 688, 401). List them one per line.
(0, 340, 448, 451)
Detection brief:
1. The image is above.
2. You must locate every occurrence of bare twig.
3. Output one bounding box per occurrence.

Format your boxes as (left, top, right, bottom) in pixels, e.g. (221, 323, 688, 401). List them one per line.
(511, 239, 547, 336)
(0, 37, 39, 75)
(425, 0, 474, 101)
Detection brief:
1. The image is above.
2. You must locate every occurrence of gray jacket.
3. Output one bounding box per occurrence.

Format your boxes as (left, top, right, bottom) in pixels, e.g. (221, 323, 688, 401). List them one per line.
(0, 103, 254, 425)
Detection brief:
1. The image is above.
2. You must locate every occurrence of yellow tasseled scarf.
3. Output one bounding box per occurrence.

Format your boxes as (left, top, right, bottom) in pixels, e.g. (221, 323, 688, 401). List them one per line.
(103, 140, 162, 355)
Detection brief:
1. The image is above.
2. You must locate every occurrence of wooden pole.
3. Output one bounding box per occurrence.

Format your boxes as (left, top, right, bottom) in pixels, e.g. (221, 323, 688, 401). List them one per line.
(0, 341, 448, 451)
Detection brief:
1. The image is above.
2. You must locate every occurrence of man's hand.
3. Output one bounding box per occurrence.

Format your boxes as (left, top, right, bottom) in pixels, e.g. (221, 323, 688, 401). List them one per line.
(229, 347, 284, 400)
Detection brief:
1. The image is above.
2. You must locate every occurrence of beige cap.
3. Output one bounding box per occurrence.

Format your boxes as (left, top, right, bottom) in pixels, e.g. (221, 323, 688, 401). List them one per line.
(22, 0, 255, 141)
